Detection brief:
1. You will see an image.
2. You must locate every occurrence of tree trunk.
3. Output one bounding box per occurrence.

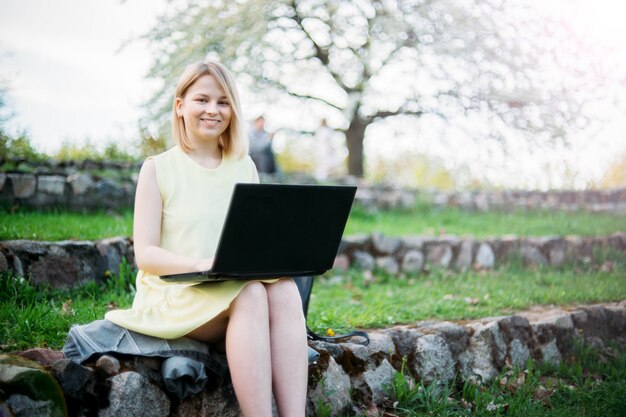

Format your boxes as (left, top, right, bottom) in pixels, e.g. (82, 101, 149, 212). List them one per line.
(346, 116, 367, 177)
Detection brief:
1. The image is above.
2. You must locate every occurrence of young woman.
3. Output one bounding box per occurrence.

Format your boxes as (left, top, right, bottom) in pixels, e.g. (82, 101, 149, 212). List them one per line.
(105, 61, 308, 417)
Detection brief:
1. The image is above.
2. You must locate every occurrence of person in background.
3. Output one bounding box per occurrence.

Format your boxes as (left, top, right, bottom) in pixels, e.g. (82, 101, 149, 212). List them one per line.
(248, 115, 277, 174)
(105, 60, 307, 417)
(314, 118, 338, 181)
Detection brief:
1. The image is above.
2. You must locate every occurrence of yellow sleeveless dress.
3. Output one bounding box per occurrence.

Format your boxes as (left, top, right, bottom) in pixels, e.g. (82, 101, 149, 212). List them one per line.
(106, 146, 277, 339)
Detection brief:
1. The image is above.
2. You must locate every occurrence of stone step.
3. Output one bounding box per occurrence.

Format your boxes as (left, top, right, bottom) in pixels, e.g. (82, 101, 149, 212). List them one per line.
(4, 301, 625, 416)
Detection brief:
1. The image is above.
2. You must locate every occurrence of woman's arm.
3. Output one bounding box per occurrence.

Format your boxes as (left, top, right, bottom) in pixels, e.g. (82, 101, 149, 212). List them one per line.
(133, 159, 213, 275)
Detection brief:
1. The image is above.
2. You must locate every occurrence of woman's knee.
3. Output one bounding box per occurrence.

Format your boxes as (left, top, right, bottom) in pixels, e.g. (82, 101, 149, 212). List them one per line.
(266, 279, 305, 319)
(231, 281, 269, 315)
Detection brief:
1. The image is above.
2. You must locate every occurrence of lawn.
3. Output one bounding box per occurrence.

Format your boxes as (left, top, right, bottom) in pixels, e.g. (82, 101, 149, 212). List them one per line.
(1, 204, 625, 241)
(1, 203, 625, 416)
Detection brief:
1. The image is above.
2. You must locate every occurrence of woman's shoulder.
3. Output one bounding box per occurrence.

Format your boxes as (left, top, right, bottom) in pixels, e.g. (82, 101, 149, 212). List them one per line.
(145, 146, 179, 163)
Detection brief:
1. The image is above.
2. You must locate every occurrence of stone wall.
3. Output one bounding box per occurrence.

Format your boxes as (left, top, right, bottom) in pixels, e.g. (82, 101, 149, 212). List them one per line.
(2, 166, 625, 213)
(433, 188, 626, 214)
(1, 233, 623, 288)
(4, 302, 626, 416)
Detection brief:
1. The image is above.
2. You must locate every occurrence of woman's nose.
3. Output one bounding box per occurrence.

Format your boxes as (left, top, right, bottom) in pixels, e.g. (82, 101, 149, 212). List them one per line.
(205, 101, 218, 114)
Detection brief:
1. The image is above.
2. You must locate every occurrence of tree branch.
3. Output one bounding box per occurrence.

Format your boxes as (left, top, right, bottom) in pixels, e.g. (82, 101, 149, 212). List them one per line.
(288, 0, 352, 93)
(259, 77, 345, 111)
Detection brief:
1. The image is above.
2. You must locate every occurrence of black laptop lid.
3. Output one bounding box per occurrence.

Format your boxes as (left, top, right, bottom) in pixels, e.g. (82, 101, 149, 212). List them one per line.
(211, 183, 356, 276)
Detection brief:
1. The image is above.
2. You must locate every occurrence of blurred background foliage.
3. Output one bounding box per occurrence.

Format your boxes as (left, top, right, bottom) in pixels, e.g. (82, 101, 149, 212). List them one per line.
(1, 0, 625, 190)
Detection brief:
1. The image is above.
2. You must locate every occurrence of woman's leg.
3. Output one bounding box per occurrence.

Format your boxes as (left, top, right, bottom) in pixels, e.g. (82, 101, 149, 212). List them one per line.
(266, 279, 308, 417)
(226, 281, 273, 417)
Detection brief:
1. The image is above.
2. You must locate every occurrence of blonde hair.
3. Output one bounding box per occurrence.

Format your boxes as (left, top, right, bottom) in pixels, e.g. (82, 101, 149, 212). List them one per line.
(172, 60, 248, 158)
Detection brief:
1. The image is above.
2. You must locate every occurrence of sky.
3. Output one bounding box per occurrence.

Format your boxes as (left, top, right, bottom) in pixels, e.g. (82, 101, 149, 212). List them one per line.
(1, 0, 625, 189)
(0, 0, 167, 153)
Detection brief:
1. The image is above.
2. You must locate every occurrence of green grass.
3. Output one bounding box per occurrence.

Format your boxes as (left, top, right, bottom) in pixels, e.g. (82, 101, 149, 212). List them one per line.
(1, 204, 625, 241)
(2, 262, 624, 352)
(0, 209, 134, 241)
(308, 265, 626, 334)
(375, 343, 626, 417)
(344, 205, 626, 238)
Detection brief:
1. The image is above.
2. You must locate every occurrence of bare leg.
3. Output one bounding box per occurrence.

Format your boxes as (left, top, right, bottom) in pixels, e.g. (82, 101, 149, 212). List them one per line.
(227, 282, 273, 417)
(186, 309, 229, 343)
(266, 279, 308, 417)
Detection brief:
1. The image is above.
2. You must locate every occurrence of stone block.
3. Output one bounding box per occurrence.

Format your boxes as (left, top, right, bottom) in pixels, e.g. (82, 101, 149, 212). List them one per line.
(460, 321, 506, 382)
(332, 254, 350, 271)
(8, 173, 37, 198)
(67, 172, 95, 195)
(376, 256, 399, 275)
(474, 242, 495, 269)
(366, 332, 396, 358)
(176, 385, 240, 417)
(426, 321, 470, 358)
(339, 235, 371, 256)
(100, 372, 170, 417)
(37, 175, 67, 195)
(308, 357, 352, 416)
(363, 359, 395, 404)
(519, 243, 548, 266)
(402, 236, 425, 251)
(413, 334, 455, 384)
(401, 250, 424, 273)
(454, 240, 474, 270)
(372, 233, 402, 255)
(95, 355, 121, 376)
(425, 243, 453, 269)
(352, 250, 375, 271)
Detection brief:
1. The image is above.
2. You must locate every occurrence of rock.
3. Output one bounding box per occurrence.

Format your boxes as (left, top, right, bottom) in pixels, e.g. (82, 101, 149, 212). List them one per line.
(95, 355, 120, 376)
(28, 256, 84, 289)
(363, 359, 395, 404)
(50, 359, 97, 402)
(8, 174, 37, 199)
(454, 240, 474, 271)
(338, 235, 371, 255)
(332, 254, 350, 271)
(0, 355, 67, 417)
(176, 384, 240, 417)
(427, 321, 470, 358)
(372, 233, 402, 255)
(542, 238, 566, 267)
(366, 332, 396, 358)
(460, 321, 506, 382)
(539, 339, 562, 365)
(413, 334, 455, 384)
(0, 250, 8, 272)
(99, 372, 170, 417)
(6, 393, 52, 417)
(308, 357, 351, 416)
(37, 175, 67, 195)
(401, 250, 424, 273)
(96, 237, 129, 275)
(474, 243, 495, 269)
(403, 236, 425, 251)
(425, 243, 453, 269)
(16, 349, 64, 366)
(498, 315, 534, 366)
(519, 243, 548, 266)
(376, 256, 399, 275)
(66, 173, 95, 195)
(352, 250, 375, 271)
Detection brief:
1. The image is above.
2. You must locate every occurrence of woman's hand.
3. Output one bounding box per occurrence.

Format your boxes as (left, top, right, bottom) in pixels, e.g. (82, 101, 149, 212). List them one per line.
(194, 257, 215, 272)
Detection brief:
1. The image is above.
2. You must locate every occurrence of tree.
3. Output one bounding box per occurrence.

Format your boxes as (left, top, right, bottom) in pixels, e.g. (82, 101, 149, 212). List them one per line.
(143, 0, 618, 177)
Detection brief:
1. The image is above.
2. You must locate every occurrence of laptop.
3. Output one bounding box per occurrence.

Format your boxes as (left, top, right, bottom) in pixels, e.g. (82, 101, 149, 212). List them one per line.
(160, 183, 356, 282)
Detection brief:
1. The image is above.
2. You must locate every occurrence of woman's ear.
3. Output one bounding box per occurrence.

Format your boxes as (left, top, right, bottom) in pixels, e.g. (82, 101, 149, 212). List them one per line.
(175, 97, 183, 116)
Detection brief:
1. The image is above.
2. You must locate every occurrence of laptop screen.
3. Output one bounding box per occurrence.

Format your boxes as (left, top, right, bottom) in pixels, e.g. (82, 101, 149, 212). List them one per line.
(211, 183, 356, 277)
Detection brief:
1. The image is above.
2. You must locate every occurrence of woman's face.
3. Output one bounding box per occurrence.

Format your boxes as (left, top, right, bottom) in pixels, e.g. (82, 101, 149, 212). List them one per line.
(176, 74, 232, 144)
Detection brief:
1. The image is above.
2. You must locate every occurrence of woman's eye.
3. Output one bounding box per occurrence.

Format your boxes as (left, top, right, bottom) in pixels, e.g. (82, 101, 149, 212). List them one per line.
(219, 101, 230, 106)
